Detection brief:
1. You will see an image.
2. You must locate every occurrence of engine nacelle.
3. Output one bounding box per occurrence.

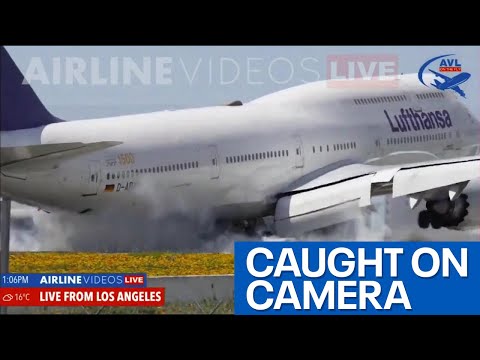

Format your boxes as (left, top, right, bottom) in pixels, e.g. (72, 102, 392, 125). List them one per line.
(273, 189, 367, 238)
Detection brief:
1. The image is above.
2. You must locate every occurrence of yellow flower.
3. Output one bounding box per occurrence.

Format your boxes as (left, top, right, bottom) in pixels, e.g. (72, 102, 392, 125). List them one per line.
(10, 252, 234, 276)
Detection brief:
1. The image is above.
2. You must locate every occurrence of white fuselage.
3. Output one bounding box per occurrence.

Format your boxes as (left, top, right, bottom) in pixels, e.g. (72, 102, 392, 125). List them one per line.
(1, 75, 479, 222)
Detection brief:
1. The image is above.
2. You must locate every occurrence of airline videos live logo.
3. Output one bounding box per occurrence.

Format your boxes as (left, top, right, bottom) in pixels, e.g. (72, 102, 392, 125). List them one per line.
(327, 54, 399, 88)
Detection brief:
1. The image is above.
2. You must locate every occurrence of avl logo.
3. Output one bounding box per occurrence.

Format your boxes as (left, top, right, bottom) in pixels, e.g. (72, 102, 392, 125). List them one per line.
(418, 54, 470, 98)
(327, 54, 399, 88)
(439, 58, 462, 72)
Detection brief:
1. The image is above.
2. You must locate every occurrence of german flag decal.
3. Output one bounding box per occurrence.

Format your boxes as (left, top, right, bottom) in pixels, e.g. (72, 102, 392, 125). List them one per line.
(104, 184, 115, 192)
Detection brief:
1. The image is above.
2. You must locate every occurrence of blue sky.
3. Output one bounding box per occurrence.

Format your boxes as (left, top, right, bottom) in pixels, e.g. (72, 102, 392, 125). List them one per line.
(5, 46, 479, 120)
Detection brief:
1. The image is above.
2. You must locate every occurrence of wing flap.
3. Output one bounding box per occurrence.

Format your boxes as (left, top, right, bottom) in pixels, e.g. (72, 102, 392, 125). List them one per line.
(281, 155, 480, 197)
(392, 159, 479, 197)
(274, 155, 480, 236)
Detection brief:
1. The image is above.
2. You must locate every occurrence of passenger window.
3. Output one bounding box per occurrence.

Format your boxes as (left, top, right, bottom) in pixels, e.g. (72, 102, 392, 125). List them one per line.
(313, 146, 315, 153)
(286, 150, 289, 156)
(107, 173, 110, 180)
(196, 161, 199, 167)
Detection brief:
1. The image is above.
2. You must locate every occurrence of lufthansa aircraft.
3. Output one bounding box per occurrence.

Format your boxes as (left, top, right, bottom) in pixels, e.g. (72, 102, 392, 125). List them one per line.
(1, 47, 480, 238)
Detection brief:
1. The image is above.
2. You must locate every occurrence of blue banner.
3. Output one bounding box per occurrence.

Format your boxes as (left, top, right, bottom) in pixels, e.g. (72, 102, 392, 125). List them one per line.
(234, 242, 480, 315)
(0, 273, 147, 288)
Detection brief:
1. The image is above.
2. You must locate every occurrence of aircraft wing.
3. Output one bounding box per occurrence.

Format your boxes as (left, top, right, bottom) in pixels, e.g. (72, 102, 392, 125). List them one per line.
(0, 141, 122, 170)
(274, 156, 480, 236)
(429, 69, 451, 81)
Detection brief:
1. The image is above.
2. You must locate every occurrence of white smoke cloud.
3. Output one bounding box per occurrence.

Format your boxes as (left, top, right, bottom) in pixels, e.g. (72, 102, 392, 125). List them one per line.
(5, 192, 479, 253)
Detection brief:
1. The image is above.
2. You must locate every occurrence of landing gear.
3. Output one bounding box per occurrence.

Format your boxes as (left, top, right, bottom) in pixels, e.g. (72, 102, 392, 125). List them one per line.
(227, 218, 275, 238)
(230, 219, 261, 237)
(244, 219, 257, 237)
(200, 217, 276, 239)
(418, 210, 430, 229)
(417, 194, 470, 229)
(430, 214, 443, 229)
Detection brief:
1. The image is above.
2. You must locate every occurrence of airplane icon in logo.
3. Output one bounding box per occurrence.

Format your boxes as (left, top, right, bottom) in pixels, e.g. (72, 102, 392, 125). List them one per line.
(429, 69, 471, 98)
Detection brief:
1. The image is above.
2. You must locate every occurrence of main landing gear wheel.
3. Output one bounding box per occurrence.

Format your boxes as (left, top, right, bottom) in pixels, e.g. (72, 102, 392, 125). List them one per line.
(430, 214, 443, 229)
(244, 219, 257, 237)
(418, 210, 430, 229)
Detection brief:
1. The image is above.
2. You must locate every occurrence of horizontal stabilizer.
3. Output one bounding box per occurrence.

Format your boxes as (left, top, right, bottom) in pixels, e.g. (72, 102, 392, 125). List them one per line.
(0, 141, 122, 169)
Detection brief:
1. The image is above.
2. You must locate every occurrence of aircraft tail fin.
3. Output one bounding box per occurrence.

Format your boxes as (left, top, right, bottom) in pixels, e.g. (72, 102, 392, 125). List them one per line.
(431, 79, 442, 89)
(1, 46, 64, 132)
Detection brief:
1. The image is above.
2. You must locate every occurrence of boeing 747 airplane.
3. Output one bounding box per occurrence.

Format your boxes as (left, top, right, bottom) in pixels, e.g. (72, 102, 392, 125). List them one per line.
(1, 47, 480, 239)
